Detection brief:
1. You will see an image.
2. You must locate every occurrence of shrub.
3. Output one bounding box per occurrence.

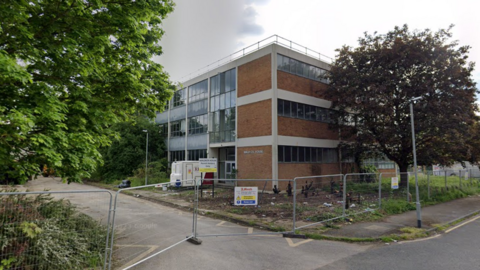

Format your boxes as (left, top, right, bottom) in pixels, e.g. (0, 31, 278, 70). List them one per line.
(0, 191, 107, 269)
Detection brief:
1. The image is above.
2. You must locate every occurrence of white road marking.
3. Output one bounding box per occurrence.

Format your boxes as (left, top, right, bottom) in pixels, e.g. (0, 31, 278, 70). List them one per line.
(445, 215, 480, 233)
(115, 245, 159, 269)
(285, 238, 313, 247)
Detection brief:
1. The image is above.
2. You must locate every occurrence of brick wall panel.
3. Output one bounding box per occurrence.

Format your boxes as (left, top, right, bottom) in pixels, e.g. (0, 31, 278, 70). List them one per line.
(277, 71, 328, 98)
(278, 117, 338, 140)
(238, 54, 272, 97)
(238, 100, 272, 138)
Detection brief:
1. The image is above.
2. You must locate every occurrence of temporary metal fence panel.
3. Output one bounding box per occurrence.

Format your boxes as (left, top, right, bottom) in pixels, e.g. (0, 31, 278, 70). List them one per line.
(195, 179, 295, 237)
(292, 175, 344, 230)
(0, 190, 113, 270)
(380, 172, 411, 202)
(343, 173, 381, 216)
(108, 180, 198, 270)
(380, 170, 480, 204)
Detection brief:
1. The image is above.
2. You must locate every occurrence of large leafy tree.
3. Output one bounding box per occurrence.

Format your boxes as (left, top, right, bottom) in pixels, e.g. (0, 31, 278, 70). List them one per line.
(327, 25, 478, 184)
(0, 0, 174, 183)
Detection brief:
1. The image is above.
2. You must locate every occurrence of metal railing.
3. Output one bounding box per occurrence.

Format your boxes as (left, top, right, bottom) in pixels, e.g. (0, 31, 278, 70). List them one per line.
(176, 35, 333, 83)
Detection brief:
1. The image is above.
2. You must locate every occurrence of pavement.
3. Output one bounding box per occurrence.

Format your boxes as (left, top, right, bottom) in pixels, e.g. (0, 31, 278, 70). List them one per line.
(323, 195, 480, 239)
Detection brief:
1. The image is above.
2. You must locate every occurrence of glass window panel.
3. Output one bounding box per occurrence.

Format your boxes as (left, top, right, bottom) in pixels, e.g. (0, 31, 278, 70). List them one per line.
(285, 146, 291, 162)
(284, 101, 291, 117)
(221, 93, 226, 110)
(289, 58, 296, 73)
(299, 147, 305, 162)
(220, 73, 225, 94)
(278, 146, 284, 162)
(225, 71, 231, 92)
(210, 96, 215, 112)
(230, 69, 237, 91)
(292, 147, 298, 162)
(225, 91, 230, 108)
(231, 90, 236, 107)
(306, 147, 311, 162)
(298, 103, 305, 119)
(291, 102, 297, 118)
(316, 107, 323, 121)
(297, 62, 305, 76)
(278, 99, 284, 116)
(277, 54, 283, 70)
(318, 149, 323, 163)
(311, 148, 317, 162)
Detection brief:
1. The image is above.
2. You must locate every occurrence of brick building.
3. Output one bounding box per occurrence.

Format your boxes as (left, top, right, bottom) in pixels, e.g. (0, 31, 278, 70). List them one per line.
(156, 37, 355, 189)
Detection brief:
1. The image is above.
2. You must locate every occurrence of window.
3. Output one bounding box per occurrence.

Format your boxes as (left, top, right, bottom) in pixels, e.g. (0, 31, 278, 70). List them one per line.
(188, 80, 208, 103)
(170, 120, 186, 137)
(171, 151, 185, 162)
(188, 114, 208, 135)
(210, 68, 237, 143)
(173, 88, 186, 107)
(278, 99, 332, 123)
(277, 54, 329, 84)
(159, 124, 167, 137)
(278, 146, 338, 164)
(188, 149, 207, 160)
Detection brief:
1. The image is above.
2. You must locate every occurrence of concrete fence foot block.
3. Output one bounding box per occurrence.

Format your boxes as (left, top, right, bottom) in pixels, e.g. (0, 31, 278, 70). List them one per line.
(187, 237, 203, 245)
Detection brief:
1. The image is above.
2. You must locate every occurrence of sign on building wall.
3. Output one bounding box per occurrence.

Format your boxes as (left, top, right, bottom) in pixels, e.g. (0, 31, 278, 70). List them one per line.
(234, 187, 258, 206)
(199, 158, 217, 173)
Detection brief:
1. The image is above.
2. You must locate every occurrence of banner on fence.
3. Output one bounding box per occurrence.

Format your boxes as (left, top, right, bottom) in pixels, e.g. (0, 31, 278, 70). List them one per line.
(391, 177, 399, 189)
(234, 187, 258, 206)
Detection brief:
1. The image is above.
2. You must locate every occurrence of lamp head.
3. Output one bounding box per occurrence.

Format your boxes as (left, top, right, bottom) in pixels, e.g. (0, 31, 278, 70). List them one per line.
(410, 96, 423, 102)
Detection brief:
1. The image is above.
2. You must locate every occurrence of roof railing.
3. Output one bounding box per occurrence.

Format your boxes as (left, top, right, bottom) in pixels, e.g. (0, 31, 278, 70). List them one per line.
(175, 35, 333, 83)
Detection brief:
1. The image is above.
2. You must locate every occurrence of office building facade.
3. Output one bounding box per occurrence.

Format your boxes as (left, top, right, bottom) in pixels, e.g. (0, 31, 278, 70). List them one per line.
(156, 40, 354, 188)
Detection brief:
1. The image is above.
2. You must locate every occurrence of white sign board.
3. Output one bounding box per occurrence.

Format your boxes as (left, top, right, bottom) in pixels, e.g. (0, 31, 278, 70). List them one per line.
(391, 177, 399, 189)
(199, 158, 217, 173)
(234, 187, 258, 206)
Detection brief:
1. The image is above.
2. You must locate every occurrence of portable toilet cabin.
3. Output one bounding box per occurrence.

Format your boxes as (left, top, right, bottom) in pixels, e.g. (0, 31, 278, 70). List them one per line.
(170, 161, 202, 187)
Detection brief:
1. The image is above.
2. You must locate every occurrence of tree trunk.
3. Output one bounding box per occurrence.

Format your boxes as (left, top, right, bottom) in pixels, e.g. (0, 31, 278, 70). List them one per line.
(398, 163, 409, 187)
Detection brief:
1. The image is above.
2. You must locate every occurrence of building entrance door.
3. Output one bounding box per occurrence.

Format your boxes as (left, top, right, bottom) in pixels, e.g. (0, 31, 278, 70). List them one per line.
(226, 161, 236, 179)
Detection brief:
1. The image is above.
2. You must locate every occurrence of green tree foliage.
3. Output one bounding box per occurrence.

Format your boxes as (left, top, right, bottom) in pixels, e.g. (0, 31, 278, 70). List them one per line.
(0, 0, 175, 183)
(327, 25, 479, 183)
(95, 117, 166, 182)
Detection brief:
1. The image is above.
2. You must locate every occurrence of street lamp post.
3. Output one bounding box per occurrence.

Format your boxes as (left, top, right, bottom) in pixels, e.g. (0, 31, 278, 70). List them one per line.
(143, 130, 148, 186)
(409, 97, 422, 228)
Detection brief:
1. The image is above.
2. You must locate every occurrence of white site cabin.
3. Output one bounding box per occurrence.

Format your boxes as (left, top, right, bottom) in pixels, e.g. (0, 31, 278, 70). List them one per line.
(170, 161, 202, 187)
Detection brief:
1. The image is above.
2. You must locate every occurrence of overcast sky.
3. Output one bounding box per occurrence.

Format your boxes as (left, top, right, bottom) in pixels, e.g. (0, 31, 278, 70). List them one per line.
(156, 0, 480, 99)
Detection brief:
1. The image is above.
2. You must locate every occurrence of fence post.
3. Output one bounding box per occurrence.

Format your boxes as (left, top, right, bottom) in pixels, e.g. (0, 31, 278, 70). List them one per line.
(378, 173, 382, 209)
(459, 170, 462, 189)
(292, 178, 297, 234)
(342, 174, 347, 218)
(407, 172, 410, 203)
(445, 171, 447, 189)
(470, 169, 473, 185)
(427, 171, 430, 199)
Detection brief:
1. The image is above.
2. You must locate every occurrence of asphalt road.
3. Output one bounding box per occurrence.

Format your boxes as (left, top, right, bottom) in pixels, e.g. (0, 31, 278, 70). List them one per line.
(22, 178, 371, 270)
(317, 217, 480, 270)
